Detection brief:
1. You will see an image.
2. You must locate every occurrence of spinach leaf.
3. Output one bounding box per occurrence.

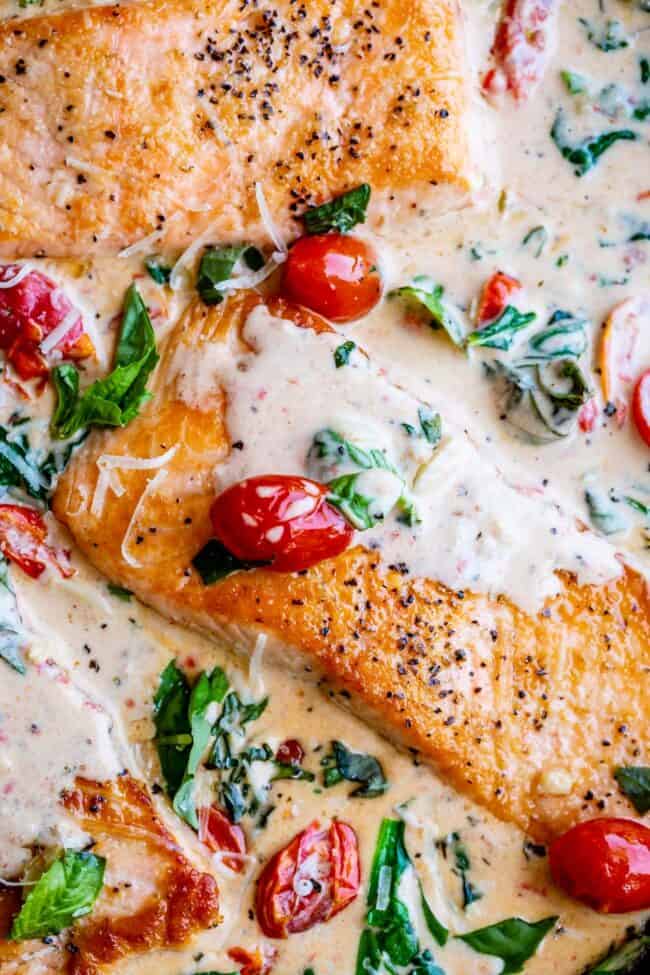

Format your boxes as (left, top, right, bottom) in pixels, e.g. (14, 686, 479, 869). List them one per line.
(197, 245, 264, 306)
(0, 556, 26, 674)
(526, 312, 587, 361)
(410, 950, 446, 975)
(153, 659, 191, 796)
(561, 71, 589, 95)
(579, 18, 629, 52)
(272, 762, 315, 782)
(418, 407, 442, 446)
(587, 934, 650, 974)
(467, 306, 536, 351)
(106, 582, 133, 601)
(321, 741, 388, 797)
(10, 852, 105, 941)
(614, 766, 650, 814)
(448, 832, 482, 908)
(192, 538, 270, 584)
(458, 916, 557, 974)
(326, 472, 377, 530)
(389, 277, 464, 347)
(334, 340, 356, 368)
(302, 184, 371, 234)
(585, 487, 629, 536)
(208, 690, 270, 823)
(144, 255, 172, 285)
(550, 111, 637, 177)
(51, 285, 159, 439)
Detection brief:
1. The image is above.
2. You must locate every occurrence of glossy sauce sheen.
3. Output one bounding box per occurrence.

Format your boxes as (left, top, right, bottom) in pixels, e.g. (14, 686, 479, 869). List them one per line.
(0, 1, 649, 974)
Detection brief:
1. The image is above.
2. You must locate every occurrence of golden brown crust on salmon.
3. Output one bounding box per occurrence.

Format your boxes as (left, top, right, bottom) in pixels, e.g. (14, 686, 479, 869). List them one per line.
(53, 293, 650, 842)
(0, 776, 221, 974)
(0, 0, 473, 258)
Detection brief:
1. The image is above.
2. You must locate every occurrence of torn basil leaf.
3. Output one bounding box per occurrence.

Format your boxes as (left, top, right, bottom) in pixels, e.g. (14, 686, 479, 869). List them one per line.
(272, 762, 315, 782)
(321, 741, 388, 797)
(467, 306, 536, 352)
(525, 311, 587, 362)
(585, 487, 629, 536)
(389, 277, 465, 346)
(144, 255, 172, 285)
(154, 659, 192, 796)
(193, 538, 270, 584)
(586, 933, 650, 974)
(302, 184, 371, 234)
(197, 245, 264, 305)
(10, 851, 105, 941)
(334, 340, 356, 368)
(550, 111, 637, 177)
(51, 285, 159, 440)
(459, 916, 557, 974)
(614, 766, 650, 814)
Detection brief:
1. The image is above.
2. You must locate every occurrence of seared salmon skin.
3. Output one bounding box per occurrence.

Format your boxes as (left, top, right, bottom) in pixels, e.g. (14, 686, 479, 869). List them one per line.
(53, 293, 650, 842)
(0, 0, 473, 258)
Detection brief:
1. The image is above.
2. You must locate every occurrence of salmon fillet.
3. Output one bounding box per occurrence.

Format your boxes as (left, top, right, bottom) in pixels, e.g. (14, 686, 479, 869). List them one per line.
(0, 776, 221, 974)
(53, 292, 650, 842)
(0, 0, 473, 259)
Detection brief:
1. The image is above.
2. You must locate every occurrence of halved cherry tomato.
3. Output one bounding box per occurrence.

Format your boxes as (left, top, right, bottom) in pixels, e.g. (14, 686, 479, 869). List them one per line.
(276, 739, 304, 767)
(227, 945, 277, 975)
(210, 475, 354, 573)
(0, 504, 73, 579)
(549, 818, 650, 913)
(198, 805, 248, 873)
(282, 234, 381, 323)
(256, 820, 360, 938)
(599, 297, 648, 425)
(632, 369, 650, 448)
(483, 0, 556, 102)
(0, 265, 93, 382)
(476, 271, 521, 325)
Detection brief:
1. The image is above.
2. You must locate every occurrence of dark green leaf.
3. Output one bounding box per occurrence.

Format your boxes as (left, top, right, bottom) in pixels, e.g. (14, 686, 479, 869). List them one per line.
(303, 184, 371, 234)
(420, 886, 449, 946)
(550, 111, 637, 177)
(272, 762, 315, 782)
(367, 819, 410, 917)
(10, 852, 105, 941)
(642, 57, 650, 85)
(322, 741, 388, 797)
(327, 472, 376, 530)
(51, 285, 159, 439)
(527, 313, 587, 361)
(355, 927, 383, 975)
(192, 538, 270, 584)
(410, 950, 446, 975)
(106, 583, 133, 601)
(144, 255, 171, 285)
(197, 245, 263, 305)
(467, 306, 536, 351)
(382, 897, 418, 965)
(389, 278, 464, 346)
(334, 340, 356, 368)
(448, 834, 482, 909)
(614, 766, 650, 814)
(418, 408, 441, 446)
(587, 934, 650, 974)
(458, 916, 558, 974)
(153, 660, 191, 796)
(220, 779, 247, 823)
(579, 18, 629, 52)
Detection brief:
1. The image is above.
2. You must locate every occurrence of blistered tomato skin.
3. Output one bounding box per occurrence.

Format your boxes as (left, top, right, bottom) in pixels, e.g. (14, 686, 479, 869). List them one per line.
(0, 504, 73, 579)
(632, 369, 650, 448)
(476, 271, 521, 324)
(282, 234, 381, 323)
(256, 820, 360, 938)
(210, 474, 354, 573)
(549, 818, 650, 913)
(198, 805, 247, 873)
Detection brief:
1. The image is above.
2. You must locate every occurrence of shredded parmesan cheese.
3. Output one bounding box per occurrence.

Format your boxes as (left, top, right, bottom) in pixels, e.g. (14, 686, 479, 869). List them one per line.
(248, 633, 267, 698)
(91, 446, 178, 518)
(118, 228, 165, 259)
(169, 225, 219, 292)
(39, 309, 81, 355)
(255, 181, 287, 256)
(120, 467, 170, 569)
(0, 265, 31, 290)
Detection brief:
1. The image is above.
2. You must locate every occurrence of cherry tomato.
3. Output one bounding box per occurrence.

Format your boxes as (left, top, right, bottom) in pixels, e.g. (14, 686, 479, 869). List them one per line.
(210, 475, 354, 573)
(227, 946, 277, 975)
(282, 234, 381, 323)
(198, 805, 247, 873)
(0, 504, 73, 579)
(0, 265, 93, 382)
(549, 818, 650, 913)
(476, 271, 521, 325)
(256, 820, 360, 938)
(483, 0, 555, 102)
(275, 739, 305, 767)
(632, 369, 650, 448)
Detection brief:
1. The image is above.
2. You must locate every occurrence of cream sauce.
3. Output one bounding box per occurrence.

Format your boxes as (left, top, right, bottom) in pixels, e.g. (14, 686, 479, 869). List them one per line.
(0, 0, 649, 974)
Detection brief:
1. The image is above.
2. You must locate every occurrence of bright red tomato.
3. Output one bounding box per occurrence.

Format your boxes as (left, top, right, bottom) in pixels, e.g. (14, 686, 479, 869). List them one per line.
(483, 0, 556, 102)
(549, 818, 650, 913)
(476, 271, 521, 324)
(256, 820, 360, 938)
(210, 475, 354, 573)
(0, 504, 73, 579)
(227, 945, 277, 975)
(282, 234, 381, 323)
(0, 265, 93, 382)
(632, 369, 650, 448)
(198, 805, 248, 873)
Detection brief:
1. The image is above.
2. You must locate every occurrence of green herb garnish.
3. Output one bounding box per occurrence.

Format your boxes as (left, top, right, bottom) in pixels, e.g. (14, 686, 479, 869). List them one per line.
(614, 766, 650, 814)
(459, 916, 557, 974)
(192, 538, 270, 584)
(197, 245, 264, 306)
(321, 741, 388, 797)
(106, 582, 133, 601)
(585, 487, 629, 535)
(334, 340, 356, 368)
(302, 184, 371, 234)
(10, 852, 105, 941)
(579, 18, 629, 52)
(586, 933, 650, 974)
(389, 277, 465, 346)
(144, 255, 172, 285)
(561, 70, 589, 95)
(467, 306, 536, 351)
(550, 110, 637, 177)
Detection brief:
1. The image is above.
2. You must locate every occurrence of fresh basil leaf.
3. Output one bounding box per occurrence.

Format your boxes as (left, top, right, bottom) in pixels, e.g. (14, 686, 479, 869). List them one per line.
(144, 255, 171, 285)
(10, 851, 105, 941)
(561, 71, 589, 95)
(334, 340, 356, 368)
(153, 660, 191, 796)
(587, 934, 650, 974)
(367, 819, 410, 916)
(614, 766, 650, 814)
(193, 538, 270, 584)
(418, 407, 441, 446)
(585, 487, 629, 536)
(322, 741, 388, 798)
(355, 927, 383, 975)
(51, 285, 159, 439)
(390, 277, 464, 347)
(302, 184, 371, 234)
(197, 245, 263, 306)
(550, 111, 637, 177)
(327, 472, 376, 530)
(383, 897, 419, 965)
(106, 582, 132, 601)
(272, 762, 315, 782)
(526, 313, 587, 361)
(458, 916, 558, 974)
(579, 17, 629, 52)
(467, 306, 536, 351)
